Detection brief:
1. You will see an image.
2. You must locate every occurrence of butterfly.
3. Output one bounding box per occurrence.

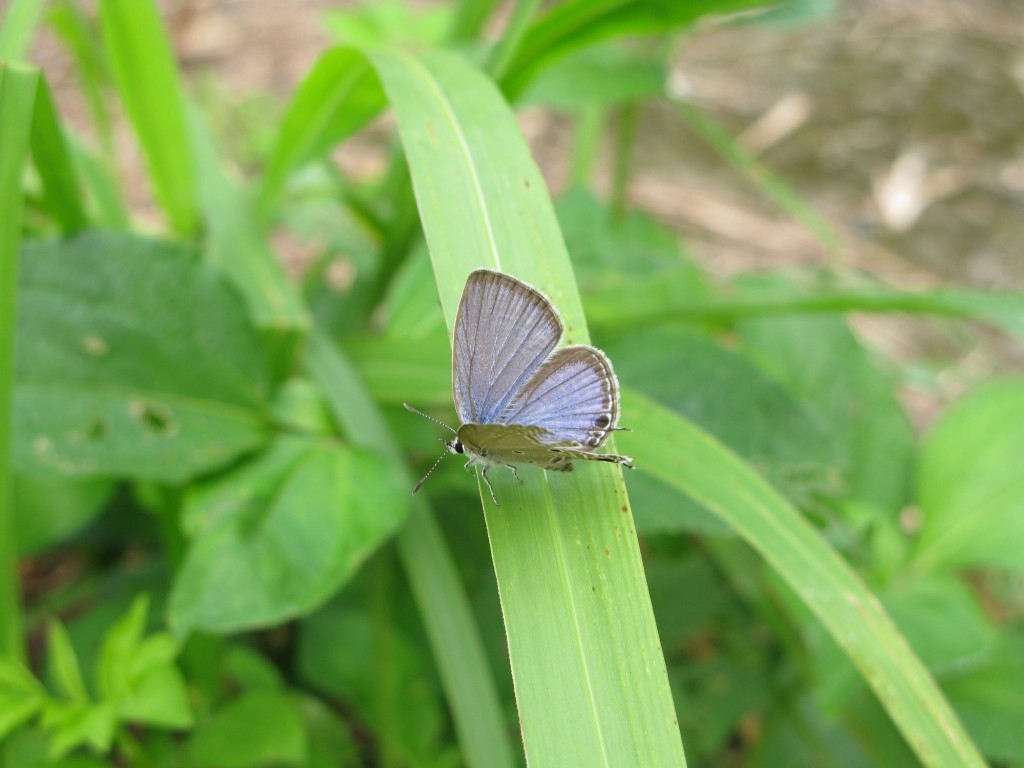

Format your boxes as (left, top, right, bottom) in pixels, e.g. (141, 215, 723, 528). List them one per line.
(405, 268, 633, 505)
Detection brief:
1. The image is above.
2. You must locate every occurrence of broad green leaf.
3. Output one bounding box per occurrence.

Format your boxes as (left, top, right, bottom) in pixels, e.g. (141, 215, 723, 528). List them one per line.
(943, 630, 1024, 764)
(223, 645, 285, 692)
(644, 552, 731, 650)
(298, 606, 457, 768)
(806, 574, 999, 714)
(605, 326, 843, 521)
(674, 639, 773, 758)
(618, 389, 985, 767)
(369, 47, 684, 767)
(914, 379, 1024, 572)
(258, 46, 386, 213)
(644, 551, 778, 758)
(557, 188, 711, 325)
(750, 695, 881, 768)
(14, 473, 114, 555)
(885, 576, 997, 676)
(739, 290, 913, 517)
(296, 695, 360, 768)
(602, 322, 842, 535)
(187, 690, 306, 768)
(98, 0, 197, 234)
(15, 232, 272, 481)
(170, 436, 407, 634)
(841, 688, 924, 768)
(0, 657, 45, 738)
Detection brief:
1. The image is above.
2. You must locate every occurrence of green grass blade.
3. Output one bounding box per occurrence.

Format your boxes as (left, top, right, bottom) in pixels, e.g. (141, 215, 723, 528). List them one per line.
(485, 0, 543, 80)
(499, 0, 766, 98)
(49, 0, 117, 162)
(188, 106, 309, 332)
(447, 0, 502, 41)
(585, 286, 1024, 340)
(0, 0, 46, 60)
(305, 331, 517, 768)
(30, 75, 88, 234)
(368, 47, 685, 766)
(0, 62, 38, 663)
(257, 46, 386, 215)
(98, 0, 197, 234)
(618, 389, 986, 768)
(67, 131, 130, 229)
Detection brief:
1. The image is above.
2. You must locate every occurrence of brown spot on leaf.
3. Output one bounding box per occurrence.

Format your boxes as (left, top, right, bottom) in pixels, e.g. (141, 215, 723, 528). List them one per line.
(82, 334, 108, 356)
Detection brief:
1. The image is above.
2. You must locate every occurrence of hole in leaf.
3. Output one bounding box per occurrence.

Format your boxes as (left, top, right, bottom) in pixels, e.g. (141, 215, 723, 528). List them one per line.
(85, 419, 107, 441)
(129, 398, 177, 436)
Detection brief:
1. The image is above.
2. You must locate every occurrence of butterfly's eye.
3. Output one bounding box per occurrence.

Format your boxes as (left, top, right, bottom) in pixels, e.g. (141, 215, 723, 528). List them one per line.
(451, 440, 465, 454)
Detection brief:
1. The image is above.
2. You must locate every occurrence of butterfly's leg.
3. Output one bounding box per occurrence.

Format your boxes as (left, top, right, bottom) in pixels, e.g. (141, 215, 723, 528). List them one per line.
(480, 468, 500, 506)
(505, 464, 524, 485)
(463, 459, 475, 474)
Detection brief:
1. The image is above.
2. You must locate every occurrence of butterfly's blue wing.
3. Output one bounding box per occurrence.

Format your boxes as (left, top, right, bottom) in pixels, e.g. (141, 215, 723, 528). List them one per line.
(453, 269, 563, 424)
(498, 345, 620, 449)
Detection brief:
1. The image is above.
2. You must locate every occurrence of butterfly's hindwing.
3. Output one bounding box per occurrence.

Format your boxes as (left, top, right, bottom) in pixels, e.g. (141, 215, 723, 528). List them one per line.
(453, 270, 563, 425)
(498, 345, 619, 450)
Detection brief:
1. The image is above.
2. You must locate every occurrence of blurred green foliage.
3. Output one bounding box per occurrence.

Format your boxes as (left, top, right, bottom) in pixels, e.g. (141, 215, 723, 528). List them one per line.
(1, 0, 1022, 766)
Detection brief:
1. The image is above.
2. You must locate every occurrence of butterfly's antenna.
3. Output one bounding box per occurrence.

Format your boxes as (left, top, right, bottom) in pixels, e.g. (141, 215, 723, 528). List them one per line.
(412, 445, 450, 495)
(403, 403, 457, 435)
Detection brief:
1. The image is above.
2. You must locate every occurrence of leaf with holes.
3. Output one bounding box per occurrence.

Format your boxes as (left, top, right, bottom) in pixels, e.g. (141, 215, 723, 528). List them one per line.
(14, 231, 273, 482)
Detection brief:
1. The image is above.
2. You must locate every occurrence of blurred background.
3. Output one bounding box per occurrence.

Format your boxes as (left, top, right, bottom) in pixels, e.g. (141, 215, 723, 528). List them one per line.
(28, 0, 1024, 425)
(5, 1, 1024, 766)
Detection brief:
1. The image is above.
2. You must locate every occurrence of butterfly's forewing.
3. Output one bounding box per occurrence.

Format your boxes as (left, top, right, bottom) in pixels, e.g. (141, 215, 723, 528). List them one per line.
(453, 269, 563, 424)
(498, 345, 620, 450)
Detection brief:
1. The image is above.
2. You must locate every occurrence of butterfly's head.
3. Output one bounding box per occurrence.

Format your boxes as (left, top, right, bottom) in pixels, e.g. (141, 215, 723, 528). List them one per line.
(446, 438, 465, 456)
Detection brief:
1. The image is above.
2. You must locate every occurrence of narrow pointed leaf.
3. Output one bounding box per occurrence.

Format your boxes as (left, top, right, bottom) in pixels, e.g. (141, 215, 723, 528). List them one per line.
(617, 388, 986, 768)
(368, 47, 685, 766)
